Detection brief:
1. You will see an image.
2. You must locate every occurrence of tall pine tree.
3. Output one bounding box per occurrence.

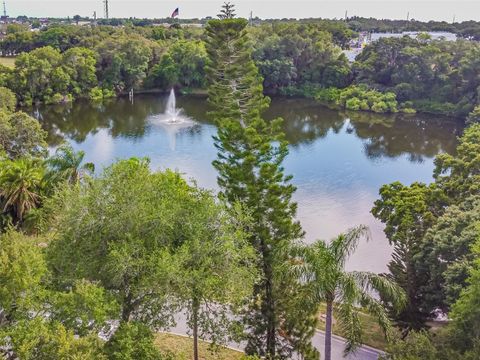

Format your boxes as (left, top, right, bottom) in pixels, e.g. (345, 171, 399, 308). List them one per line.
(205, 10, 318, 360)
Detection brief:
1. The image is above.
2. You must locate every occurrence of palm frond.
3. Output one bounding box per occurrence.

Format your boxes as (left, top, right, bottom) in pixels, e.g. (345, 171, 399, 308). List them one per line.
(337, 301, 363, 354)
(331, 225, 370, 267)
(350, 271, 407, 311)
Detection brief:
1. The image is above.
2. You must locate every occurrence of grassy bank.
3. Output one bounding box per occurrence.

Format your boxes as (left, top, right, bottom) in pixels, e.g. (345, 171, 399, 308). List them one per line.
(155, 333, 245, 360)
(317, 303, 389, 350)
(0, 57, 16, 68)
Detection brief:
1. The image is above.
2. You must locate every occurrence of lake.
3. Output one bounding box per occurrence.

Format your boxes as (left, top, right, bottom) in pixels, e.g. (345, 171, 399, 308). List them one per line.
(34, 94, 463, 273)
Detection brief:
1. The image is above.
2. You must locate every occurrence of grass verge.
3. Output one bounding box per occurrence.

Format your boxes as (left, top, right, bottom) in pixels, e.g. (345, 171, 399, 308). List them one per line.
(0, 57, 15, 68)
(316, 303, 388, 350)
(155, 332, 245, 360)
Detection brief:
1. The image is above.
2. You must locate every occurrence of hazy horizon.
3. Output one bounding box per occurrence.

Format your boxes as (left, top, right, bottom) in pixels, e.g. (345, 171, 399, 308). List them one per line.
(5, 0, 480, 22)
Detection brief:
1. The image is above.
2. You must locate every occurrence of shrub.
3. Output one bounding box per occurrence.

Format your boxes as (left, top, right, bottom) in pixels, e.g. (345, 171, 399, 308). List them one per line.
(104, 322, 163, 360)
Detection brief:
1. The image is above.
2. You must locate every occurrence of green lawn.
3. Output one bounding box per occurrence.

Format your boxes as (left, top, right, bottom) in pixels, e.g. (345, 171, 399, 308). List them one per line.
(316, 303, 391, 350)
(155, 333, 245, 360)
(0, 57, 16, 68)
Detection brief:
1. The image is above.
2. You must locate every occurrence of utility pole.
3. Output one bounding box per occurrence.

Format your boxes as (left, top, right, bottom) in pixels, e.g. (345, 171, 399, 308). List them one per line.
(249, 11, 253, 26)
(345, 10, 348, 21)
(104, 0, 109, 19)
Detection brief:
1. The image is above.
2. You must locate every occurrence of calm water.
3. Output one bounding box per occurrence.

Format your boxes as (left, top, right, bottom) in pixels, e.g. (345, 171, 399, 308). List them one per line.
(34, 94, 463, 273)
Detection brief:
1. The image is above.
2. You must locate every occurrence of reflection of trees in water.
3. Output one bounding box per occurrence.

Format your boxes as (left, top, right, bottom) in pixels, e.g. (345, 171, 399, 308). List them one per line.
(33, 96, 165, 145)
(34, 95, 463, 162)
(35, 94, 212, 147)
(267, 98, 463, 161)
(347, 111, 462, 161)
(266, 98, 345, 145)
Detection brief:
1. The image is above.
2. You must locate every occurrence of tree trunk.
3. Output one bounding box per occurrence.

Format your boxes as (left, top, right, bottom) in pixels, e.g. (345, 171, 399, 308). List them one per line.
(262, 244, 276, 359)
(192, 297, 200, 360)
(325, 299, 333, 360)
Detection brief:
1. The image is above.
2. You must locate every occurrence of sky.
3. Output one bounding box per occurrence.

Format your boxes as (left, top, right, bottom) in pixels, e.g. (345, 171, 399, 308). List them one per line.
(5, 0, 480, 22)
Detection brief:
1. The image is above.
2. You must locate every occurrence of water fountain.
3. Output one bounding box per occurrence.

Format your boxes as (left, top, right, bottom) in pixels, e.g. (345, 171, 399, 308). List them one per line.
(165, 88, 181, 123)
(148, 88, 196, 150)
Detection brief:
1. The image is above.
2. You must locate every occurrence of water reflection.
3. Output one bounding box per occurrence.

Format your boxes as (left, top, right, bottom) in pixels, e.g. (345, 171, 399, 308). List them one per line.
(34, 94, 461, 162)
(31, 94, 463, 274)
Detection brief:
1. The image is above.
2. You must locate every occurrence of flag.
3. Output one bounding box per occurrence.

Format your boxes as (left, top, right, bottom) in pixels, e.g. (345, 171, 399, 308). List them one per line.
(171, 7, 179, 18)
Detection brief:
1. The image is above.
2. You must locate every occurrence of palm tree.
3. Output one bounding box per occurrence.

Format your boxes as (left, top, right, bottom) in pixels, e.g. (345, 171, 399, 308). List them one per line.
(292, 225, 406, 360)
(46, 144, 94, 185)
(0, 158, 45, 225)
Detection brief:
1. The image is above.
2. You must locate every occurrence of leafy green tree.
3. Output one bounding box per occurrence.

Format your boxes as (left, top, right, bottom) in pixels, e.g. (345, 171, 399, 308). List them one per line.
(62, 47, 98, 97)
(206, 16, 316, 359)
(49, 279, 119, 337)
(418, 195, 480, 312)
(448, 234, 480, 352)
(45, 158, 189, 326)
(0, 110, 47, 159)
(466, 105, 480, 124)
(104, 322, 164, 360)
(0, 158, 46, 226)
(292, 226, 405, 360)
(96, 34, 155, 92)
(1, 317, 107, 360)
(0, 86, 16, 112)
(372, 182, 446, 333)
(148, 40, 207, 90)
(0, 231, 47, 325)
(174, 195, 255, 360)
(46, 144, 94, 184)
(434, 124, 480, 202)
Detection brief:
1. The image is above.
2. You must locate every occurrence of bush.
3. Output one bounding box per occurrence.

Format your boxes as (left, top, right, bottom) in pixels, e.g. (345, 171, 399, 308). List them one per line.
(467, 105, 480, 124)
(371, 101, 389, 113)
(104, 322, 163, 360)
(345, 97, 362, 110)
(0, 86, 16, 112)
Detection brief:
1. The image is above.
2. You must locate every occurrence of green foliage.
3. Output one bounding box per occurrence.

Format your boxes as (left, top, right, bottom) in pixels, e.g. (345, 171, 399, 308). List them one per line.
(104, 322, 163, 360)
(251, 23, 351, 93)
(46, 144, 94, 185)
(206, 16, 317, 359)
(434, 124, 480, 201)
(448, 236, 480, 352)
(0, 157, 46, 226)
(148, 40, 207, 89)
(466, 105, 480, 124)
(6, 46, 97, 105)
(45, 158, 191, 326)
(381, 331, 442, 360)
(354, 37, 480, 118)
(49, 279, 119, 337)
(292, 226, 405, 358)
(372, 182, 446, 332)
(0, 231, 48, 322)
(95, 34, 156, 92)
(0, 86, 16, 112)
(418, 196, 480, 311)
(0, 110, 47, 159)
(174, 196, 256, 349)
(1, 317, 107, 360)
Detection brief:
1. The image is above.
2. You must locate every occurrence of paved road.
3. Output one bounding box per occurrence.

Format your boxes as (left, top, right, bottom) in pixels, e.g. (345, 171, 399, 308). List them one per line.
(169, 311, 383, 360)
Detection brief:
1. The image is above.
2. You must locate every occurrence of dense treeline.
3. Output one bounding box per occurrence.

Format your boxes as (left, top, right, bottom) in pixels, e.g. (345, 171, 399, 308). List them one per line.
(372, 123, 480, 358)
(344, 16, 480, 41)
(354, 36, 480, 117)
(1, 20, 480, 120)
